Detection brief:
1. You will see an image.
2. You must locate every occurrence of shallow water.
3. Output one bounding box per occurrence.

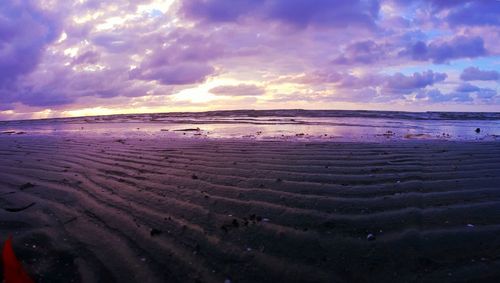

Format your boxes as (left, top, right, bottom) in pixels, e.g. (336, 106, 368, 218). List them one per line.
(0, 110, 499, 141)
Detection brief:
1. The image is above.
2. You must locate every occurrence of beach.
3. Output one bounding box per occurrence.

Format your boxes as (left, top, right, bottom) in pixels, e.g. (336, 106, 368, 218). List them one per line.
(1, 134, 499, 282)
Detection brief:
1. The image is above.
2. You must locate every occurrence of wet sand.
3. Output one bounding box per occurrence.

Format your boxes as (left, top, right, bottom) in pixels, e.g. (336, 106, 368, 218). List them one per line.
(0, 136, 499, 282)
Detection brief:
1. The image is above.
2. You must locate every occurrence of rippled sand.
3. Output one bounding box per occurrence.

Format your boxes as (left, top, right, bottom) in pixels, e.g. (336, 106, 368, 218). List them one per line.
(0, 136, 499, 282)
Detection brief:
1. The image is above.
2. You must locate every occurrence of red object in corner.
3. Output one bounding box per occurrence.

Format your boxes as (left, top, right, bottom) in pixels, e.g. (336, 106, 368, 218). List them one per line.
(2, 236, 34, 283)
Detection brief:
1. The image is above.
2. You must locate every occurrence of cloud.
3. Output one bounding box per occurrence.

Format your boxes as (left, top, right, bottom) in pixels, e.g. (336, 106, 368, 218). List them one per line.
(394, 0, 500, 27)
(446, 1, 500, 27)
(332, 40, 387, 65)
(71, 50, 100, 66)
(415, 89, 473, 103)
(455, 83, 480, 93)
(1, 0, 499, 116)
(0, 1, 61, 87)
(129, 31, 224, 85)
(180, 0, 380, 29)
(383, 71, 447, 93)
(130, 63, 215, 85)
(415, 83, 498, 104)
(336, 70, 447, 94)
(401, 36, 486, 64)
(460, 67, 499, 81)
(210, 84, 265, 96)
(453, 82, 497, 102)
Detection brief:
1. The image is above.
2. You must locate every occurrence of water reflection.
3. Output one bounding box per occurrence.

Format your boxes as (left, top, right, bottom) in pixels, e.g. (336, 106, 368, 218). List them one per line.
(0, 113, 499, 141)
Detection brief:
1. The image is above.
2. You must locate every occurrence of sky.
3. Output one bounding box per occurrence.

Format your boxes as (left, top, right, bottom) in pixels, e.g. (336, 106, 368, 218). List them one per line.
(0, 0, 499, 120)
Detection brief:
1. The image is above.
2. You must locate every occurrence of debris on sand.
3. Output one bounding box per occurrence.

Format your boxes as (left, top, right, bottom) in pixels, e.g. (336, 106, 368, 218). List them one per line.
(366, 233, 376, 241)
(404, 133, 432, 139)
(150, 228, 162, 236)
(466, 224, 475, 228)
(231, 219, 239, 228)
(19, 182, 35, 190)
(249, 214, 263, 222)
(475, 128, 481, 133)
(1, 131, 26, 135)
(381, 130, 395, 137)
(4, 202, 36, 212)
(191, 174, 199, 180)
(174, 128, 201, 132)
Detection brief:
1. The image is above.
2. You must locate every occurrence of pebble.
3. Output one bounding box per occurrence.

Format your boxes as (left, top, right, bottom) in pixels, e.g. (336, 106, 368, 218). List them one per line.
(150, 228, 162, 236)
(366, 233, 376, 241)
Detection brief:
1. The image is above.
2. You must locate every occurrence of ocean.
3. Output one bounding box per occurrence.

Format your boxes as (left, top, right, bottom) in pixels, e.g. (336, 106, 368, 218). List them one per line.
(1, 110, 499, 141)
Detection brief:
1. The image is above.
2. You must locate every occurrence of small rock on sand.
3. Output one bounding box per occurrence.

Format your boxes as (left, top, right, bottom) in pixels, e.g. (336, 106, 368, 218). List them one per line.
(475, 128, 481, 133)
(19, 182, 35, 190)
(367, 233, 376, 241)
(150, 228, 162, 236)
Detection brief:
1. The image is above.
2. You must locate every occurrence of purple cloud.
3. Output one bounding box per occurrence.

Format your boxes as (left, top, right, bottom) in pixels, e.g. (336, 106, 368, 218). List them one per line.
(401, 36, 486, 64)
(181, 0, 380, 28)
(455, 83, 480, 93)
(446, 1, 500, 27)
(336, 70, 447, 95)
(0, 1, 61, 86)
(453, 83, 497, 102)
(383, 71, 447, 93)
(130, 63, 215, 85)
(476, 88, 497, 100)
(129, 32, 224, 85)
(415, 89, 473, 103)
(395, 0, 500, 27)
(71, 51, 101, 66)
(332, 40, 387, 65)
(210, 84, 265, 96)
(0, 0, 499, 116)
(460, 67, 499, 81)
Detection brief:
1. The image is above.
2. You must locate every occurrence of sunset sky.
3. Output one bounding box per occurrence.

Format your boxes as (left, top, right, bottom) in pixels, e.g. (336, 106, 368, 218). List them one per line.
(0, 0, 499, 120)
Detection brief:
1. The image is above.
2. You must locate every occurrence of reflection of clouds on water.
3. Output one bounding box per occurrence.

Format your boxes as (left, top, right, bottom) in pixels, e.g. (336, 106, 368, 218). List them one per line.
(0, 110, 499, 142)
